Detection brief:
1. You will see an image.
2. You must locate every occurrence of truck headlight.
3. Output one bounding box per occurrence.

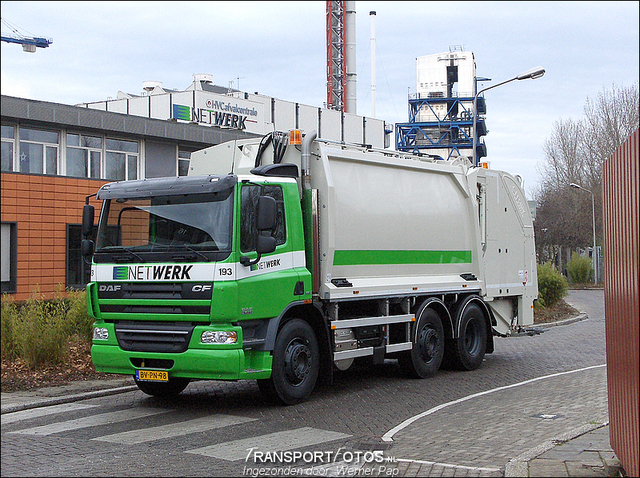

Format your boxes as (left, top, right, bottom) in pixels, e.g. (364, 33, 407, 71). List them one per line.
(201, 330, 238, 344)
(93, 327, 109, 340)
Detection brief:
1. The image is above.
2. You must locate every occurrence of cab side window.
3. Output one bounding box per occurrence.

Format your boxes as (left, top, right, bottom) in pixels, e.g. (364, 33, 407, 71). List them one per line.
(240, 185, 286, 253)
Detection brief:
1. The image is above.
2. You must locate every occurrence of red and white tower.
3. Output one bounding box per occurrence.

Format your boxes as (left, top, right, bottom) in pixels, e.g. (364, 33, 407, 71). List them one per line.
(326, 1, 356, 113)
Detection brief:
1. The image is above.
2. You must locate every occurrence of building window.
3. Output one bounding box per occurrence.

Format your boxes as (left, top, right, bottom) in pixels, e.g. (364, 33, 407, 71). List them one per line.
(1, 125, 15, 172)
(105, 138, 139, 181)
(66, 133, 103, 178)
(178, 150, 191, 176)
(66, 224, 92, 289)
(19, 127, 59, 175)
(67, 224, 120, 289)
(1, 222, 17, 293)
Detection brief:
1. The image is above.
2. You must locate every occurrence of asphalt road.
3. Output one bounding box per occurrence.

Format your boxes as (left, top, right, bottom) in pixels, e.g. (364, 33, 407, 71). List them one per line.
(1, 290, 607, 477)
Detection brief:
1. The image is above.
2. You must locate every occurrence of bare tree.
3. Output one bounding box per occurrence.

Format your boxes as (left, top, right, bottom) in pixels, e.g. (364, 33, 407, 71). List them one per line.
(581, 82, 639, 189)
(538, 117, 586, 192)
(534, 82, 639, 269)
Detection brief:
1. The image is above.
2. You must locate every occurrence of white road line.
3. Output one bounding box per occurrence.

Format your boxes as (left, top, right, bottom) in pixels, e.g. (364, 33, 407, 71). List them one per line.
(382, 364, 606, 442)
(93, 415, 257, 444)
(395, 458, 501, 473)
(186, 426, 351, 461)
(8, 408, 172, 436)
(1, 403, 98, 426)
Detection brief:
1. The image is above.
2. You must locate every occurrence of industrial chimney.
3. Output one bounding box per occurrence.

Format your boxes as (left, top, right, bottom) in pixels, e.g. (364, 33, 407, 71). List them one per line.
(345, 1, 357, 114)
(370, 10, 376, 118)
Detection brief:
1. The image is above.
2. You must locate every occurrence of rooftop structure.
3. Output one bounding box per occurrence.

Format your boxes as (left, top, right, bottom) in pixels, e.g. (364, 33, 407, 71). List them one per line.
(395, 48, 487, 162)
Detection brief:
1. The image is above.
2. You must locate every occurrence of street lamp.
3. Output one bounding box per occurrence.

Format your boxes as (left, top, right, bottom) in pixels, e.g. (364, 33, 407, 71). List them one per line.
(472, 66, 545, 165)
(570, 183, 597, 284)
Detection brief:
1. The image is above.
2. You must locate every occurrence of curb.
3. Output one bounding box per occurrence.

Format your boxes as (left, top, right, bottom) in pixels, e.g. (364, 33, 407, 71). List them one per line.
(536, 312, 588, 328)
(1, 385, 138, 415)
(515, 312, 588, 336)
(504, 420, 609, 477)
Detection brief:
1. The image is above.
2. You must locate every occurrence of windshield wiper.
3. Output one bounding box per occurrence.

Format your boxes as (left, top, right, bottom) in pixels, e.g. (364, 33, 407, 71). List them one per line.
(110, 246, 145, 263)
(149, 242, 210, 261)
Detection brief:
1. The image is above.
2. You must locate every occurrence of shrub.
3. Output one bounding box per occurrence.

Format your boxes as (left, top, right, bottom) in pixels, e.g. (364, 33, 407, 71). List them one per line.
(65, 289, 94, 344)
(537, 262, 568, 308)
(567, 251, 593, 284)
(0, 288, 94, 369)
(1, 296, 19, 360)
(12, 293, 69, 368)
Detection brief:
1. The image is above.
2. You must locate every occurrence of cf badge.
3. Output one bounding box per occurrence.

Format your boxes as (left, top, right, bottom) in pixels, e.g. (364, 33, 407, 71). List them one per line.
(192, 285, 212, 293)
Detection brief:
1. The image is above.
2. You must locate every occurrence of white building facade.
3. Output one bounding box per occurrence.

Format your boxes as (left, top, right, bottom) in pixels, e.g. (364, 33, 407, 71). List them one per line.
(80, 74, 390, 149)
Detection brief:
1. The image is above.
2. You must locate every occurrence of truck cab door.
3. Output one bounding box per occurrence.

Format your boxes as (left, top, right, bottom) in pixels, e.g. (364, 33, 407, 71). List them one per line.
(235, 183, 306, 321)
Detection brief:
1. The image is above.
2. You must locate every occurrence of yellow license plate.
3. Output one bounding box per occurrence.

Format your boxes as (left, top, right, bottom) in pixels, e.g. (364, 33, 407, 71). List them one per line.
(136, 370, 168, 382)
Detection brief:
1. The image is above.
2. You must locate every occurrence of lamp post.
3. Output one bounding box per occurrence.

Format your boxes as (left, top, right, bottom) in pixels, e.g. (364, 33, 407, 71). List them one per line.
(472, 66, 545, 165)
(570, 183, 597, 284)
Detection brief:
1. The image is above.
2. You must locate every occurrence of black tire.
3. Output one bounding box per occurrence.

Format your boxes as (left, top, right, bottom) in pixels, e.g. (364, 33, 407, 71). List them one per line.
(257, 319, 319, 405)
(134, 377, 190, 397)
(443, 302, 487, 371)
(398, 305, 445, 378)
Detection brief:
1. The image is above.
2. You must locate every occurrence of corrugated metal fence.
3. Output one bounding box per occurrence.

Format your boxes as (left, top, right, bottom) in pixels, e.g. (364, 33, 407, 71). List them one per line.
(603, 128, 639, 478)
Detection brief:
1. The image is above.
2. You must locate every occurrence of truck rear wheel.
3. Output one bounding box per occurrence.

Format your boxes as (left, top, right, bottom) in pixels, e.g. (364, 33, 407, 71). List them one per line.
(399, 305, 445, 378)
(257, 319, 319, 405)
(443, 303, 487, 371)
(134, 377, 190, 398)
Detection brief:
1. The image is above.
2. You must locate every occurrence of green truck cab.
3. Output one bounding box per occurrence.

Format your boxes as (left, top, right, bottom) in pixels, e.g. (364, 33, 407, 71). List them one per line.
(85, 171, 322, 404)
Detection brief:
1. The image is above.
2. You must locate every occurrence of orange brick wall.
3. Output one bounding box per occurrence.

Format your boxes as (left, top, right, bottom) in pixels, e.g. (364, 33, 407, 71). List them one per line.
(1, 172, 109, 301)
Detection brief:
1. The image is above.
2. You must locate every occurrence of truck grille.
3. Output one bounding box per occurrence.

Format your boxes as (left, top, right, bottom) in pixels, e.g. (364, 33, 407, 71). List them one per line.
(98, 282, 213, 300)
(100, 304, 210, 315)
(114, 321, 197, 353)
(97, 282, 212, 318)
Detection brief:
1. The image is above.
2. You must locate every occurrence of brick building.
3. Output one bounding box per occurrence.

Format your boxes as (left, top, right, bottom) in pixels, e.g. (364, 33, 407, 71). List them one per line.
(1, 95, 256, 300)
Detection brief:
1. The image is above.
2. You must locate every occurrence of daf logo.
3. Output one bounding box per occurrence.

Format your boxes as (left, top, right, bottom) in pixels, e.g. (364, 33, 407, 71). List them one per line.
(192, 285, 212, 293)
(99, 285, 121, 292)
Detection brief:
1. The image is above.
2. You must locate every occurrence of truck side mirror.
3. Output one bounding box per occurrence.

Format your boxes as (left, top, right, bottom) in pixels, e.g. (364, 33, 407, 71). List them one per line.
(81, 239, 94, 257)
(82, 204, 95, 238)
(256, 234, 276, 255)
(256, 195, 276, 231)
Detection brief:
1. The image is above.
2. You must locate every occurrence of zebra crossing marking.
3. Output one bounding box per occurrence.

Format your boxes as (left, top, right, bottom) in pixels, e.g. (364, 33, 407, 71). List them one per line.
(1, 403, 98, 426)
(8, 408, 171, 436)
(93, 415, 257, 444)
(186, 426, 351, 461)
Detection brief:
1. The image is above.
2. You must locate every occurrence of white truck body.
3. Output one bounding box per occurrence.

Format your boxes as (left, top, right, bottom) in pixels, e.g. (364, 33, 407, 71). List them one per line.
(189, 132, 538, 335)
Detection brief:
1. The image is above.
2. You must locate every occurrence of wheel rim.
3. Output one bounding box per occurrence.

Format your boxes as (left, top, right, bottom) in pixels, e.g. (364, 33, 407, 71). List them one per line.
(283, 338, 312, 386)
(418, 325, 440, 363)
(463, 318, 481, 355)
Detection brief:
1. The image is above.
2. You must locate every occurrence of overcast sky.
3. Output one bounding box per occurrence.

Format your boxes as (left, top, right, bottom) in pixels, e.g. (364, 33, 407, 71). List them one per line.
(2, 1, 638, 198)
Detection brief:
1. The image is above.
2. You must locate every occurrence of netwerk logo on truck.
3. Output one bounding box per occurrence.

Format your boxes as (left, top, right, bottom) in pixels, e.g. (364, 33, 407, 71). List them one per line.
(113, 265, 193, 281)
(93, 263, 216, 282)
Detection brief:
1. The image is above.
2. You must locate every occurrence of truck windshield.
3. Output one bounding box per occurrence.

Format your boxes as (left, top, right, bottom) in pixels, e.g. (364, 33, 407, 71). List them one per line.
(94, 190, 233, 263)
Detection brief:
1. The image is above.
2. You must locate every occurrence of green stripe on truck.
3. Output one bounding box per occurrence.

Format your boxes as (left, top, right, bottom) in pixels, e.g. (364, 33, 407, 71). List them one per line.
(333, 250, 472, 266)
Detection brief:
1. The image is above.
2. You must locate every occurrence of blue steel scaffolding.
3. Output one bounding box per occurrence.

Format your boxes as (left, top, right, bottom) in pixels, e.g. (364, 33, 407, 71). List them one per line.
(395, 86, 487, 163)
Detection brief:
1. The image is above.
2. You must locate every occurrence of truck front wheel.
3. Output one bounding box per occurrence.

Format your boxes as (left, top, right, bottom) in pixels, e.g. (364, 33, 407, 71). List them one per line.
(134, 377, 190, 398)
(399, 305, 445, 378)
(257, 319, 320, 405)
(444, 303, 487, 371)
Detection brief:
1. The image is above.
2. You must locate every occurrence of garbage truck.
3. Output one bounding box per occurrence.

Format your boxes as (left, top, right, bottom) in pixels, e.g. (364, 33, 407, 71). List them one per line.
(82, 129, 538, 404)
